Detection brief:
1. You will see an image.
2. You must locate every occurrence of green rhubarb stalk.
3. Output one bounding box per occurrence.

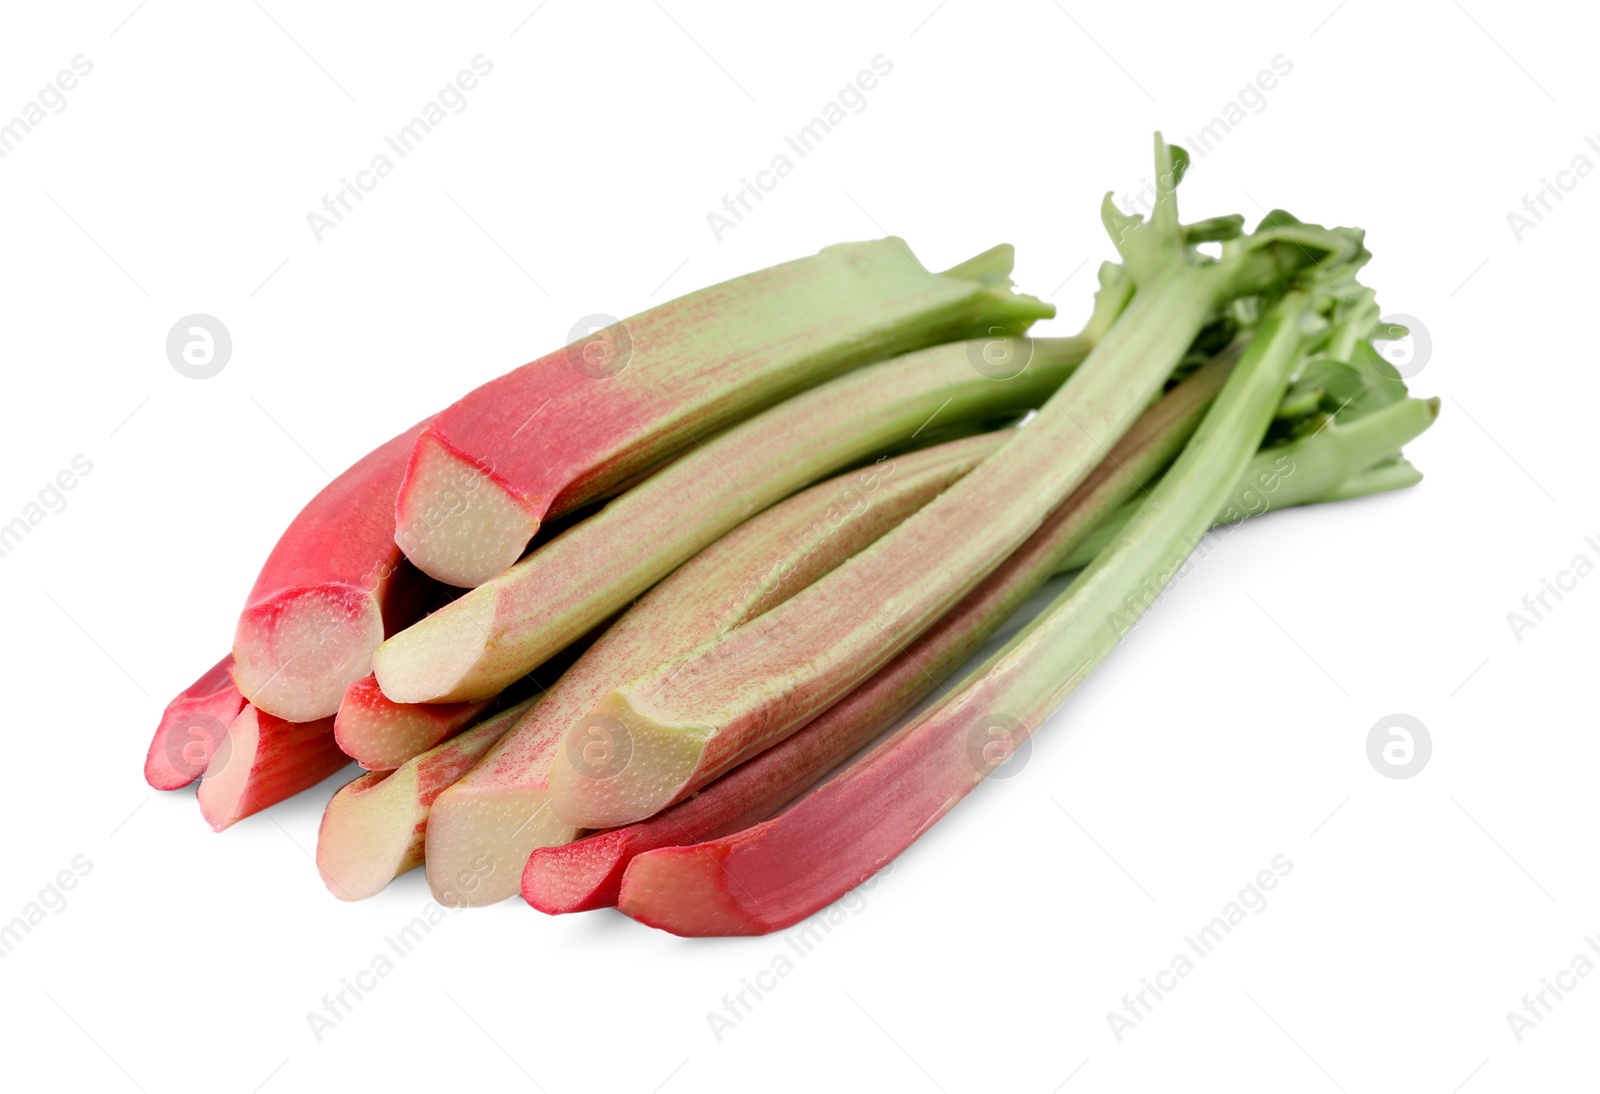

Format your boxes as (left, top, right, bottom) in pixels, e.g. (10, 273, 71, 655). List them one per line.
(1059, 394, 1440, 570)
(616, 289, 1324, 936)
(372, 266, 1134, 705)
(1320, 457, 1423, 501)
(549, 135, 1366, 829)
(522, 351, 1241, 913)
(544, 348, 1436, 916)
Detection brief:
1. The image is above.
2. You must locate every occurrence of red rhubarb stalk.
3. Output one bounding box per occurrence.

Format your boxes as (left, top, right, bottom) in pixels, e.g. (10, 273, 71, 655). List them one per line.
(197, 706, 349, 832)
(333, 675, 492, 772)
(232, 421, 438, 722)
(144, 655, 247, 790)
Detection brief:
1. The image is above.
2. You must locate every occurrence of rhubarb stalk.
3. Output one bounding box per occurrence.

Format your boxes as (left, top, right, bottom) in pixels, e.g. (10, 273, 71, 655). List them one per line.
(316, 698, 536, 900)
(424, 432, 1011, 905)
(332, 675, 493, 771)
(548, 136, 1365, 829)
(232, 421, 438, 722)
(197, 706, 349, 832)
(616, 289, 1330, 935)
(522, 352, 1237, 914)
(373, 326, 1117, 705)
(1059, 392, 1440, 570)
(394, 239, 1054, 587)
(144, 655, 247, 790)
(530, 372, 1440, 916)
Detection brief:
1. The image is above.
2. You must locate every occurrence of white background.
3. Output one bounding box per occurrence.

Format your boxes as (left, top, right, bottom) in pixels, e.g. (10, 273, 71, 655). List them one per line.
(0, 1, 1593, 1091)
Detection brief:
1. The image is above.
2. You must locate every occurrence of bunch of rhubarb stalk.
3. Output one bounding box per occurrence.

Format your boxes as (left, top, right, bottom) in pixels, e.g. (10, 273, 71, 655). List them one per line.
(146, 136, 1436, 935)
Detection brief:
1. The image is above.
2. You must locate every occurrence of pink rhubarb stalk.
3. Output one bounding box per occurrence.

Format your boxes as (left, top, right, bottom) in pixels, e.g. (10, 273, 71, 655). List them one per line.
(316, 699, 535, 900)
(197, 706, 349, 832)
(232, 421, 438, 723)
(333, 674, 493, 771)
(425, 432, 1010, 906)
(393, 239, 1053, 588)
(144, 655, 247, 790)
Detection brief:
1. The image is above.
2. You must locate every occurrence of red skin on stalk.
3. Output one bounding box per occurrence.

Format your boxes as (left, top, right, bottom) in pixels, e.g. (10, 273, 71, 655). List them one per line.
(198, 706, 348, 832)
(520, 642, 933, 916)
(611, 358, 1237, 936)
(317, 701, 528, 900)
(144, 654, 247, 790)
(616, 700, 983, 937)
(231, 421, 435, 723)
(516, 519, 1033, 915)
(333, 674, 491, 772)
(391, 240, 1052, 589)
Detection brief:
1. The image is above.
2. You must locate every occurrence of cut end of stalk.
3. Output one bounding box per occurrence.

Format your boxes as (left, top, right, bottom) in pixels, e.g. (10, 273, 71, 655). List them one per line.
(196, 706, 345, 832)
(371, 590, 499, 704)
(424, 781, 578, 908)
(395, 431, 541, 588)
(618, 844, 761, 936)
(144, 656, 247, 790)
(520, 830, 633, 915)
(546, 692, 713, 829)
(233, 583, 384, 722)
(196, 716, 259, 833)
(333, 674, 490, 770)
(315, 769, 422, 901)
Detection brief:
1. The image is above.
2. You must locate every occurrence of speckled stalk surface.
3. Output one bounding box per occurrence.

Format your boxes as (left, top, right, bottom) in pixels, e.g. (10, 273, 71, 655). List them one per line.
(373, 336, 1093, 706)
(231, 421, 436, 723)
(197, 706, 347, 832)
(333, 674, 492, 771)
(553, 272, 1220, 829)
(524, 357, 1230, 915)
(423, 432, 1012, 906)
(615, 298, 1311, 935)
(143, 654, 246, 790)
(316, 699, 535, 901)
(392, 238, 1053, 587)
